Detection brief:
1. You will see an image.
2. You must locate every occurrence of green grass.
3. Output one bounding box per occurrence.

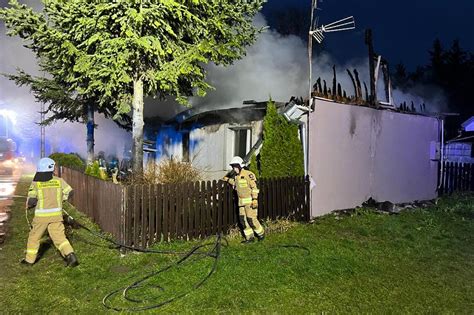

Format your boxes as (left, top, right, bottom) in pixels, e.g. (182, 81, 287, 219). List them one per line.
(1, 176, 473, 314)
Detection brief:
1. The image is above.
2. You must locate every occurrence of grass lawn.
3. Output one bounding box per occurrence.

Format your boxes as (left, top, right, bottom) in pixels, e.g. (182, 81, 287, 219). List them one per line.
(0, 176, 473, 313)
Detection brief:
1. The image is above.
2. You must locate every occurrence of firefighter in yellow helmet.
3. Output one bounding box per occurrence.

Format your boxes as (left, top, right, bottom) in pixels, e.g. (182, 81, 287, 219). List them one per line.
(223, 156, 265, 243)
(21, 158, 79, 267)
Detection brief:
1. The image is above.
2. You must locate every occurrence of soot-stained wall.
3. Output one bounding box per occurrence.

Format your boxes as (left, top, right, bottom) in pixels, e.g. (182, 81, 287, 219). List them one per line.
(309, 98, 440, 217)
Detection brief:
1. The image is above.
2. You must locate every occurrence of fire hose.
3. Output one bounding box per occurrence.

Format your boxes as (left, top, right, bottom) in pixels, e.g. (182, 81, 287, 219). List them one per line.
(25, 205, 309, 312)
(64, 213, 225, 312)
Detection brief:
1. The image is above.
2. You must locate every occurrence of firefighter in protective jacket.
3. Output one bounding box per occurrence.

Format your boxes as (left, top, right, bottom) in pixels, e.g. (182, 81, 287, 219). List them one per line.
(223, 156, 265, 243)
(21, 158, 79, 267)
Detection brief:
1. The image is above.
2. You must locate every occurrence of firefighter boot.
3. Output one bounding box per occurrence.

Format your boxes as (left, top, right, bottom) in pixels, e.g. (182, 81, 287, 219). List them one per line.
(257, 234, 265, 242)
(241, 237, 255, 244)
(65, 253, 79, 267)
(20, 259, 34, 266)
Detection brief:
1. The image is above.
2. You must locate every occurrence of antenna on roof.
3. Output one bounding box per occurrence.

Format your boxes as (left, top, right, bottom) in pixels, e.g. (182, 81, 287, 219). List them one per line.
(310, 16, 356, 44)
(308, 1, 356, 105)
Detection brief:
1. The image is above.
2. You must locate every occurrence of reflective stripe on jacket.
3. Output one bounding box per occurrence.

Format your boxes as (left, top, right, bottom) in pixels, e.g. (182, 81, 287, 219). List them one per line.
(230, 170, 259, 207)
(28, 176, 73, 219)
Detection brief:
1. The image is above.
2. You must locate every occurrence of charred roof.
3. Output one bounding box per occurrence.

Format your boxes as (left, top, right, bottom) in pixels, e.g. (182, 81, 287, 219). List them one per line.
(170, 101, 287, 127)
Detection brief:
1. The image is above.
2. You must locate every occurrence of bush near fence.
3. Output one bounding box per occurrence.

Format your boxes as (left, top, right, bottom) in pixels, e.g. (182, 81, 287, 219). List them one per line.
(59, 167, 310, 247)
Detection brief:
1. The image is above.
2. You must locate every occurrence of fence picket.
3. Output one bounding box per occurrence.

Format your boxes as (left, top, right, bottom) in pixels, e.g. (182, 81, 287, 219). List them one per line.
(142, 185, 149, 247)
(176, 183, 183, 239)
(191, 181, 199, 239)
(265, 179, 271, 219)
(170, 184, 177, 240)
(162, 185, 169, 242)
(216, 181, 223, 233)
(211, 180, 218, 234)
(204, 181, 211, 235)
(156, 184, 163, 243)
(199, 181, 206, 238)
(149, 185, 156, 245)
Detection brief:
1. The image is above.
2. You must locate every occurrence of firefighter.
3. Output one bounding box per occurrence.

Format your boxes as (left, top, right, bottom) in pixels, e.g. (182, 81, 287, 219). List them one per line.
(21, 158, 79, 267)
(223, 156, 265, 243)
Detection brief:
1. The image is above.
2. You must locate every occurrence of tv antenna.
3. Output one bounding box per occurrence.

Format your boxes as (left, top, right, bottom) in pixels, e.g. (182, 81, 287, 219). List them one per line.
(308, 1, 356, 103)
(310, 16, 355, 44)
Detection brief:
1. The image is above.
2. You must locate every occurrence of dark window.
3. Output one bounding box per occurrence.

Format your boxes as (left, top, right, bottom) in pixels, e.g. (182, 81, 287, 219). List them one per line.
(234, 129, 248, 158)
(182, 132, 190, 162)
(471, 144, 474, 158)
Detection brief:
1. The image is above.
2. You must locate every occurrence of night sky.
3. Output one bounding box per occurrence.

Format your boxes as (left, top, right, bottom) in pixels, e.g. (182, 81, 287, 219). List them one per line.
(262, 0, 474, 70)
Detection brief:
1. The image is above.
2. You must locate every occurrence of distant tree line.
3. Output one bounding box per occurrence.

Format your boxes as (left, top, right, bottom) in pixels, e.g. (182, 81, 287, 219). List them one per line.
(393, 39, 474, 137)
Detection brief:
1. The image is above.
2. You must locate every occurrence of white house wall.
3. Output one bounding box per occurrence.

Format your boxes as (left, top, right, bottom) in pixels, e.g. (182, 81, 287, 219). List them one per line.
(309, 99, 440, 217)
(309, 100, 373, 217)
(190, 124, 230, 180)
(190, 121, 263, 181)
(371, 111, 439, 203)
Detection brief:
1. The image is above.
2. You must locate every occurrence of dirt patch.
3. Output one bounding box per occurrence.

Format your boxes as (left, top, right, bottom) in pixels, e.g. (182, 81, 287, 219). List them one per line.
(109, 265, 132, 274)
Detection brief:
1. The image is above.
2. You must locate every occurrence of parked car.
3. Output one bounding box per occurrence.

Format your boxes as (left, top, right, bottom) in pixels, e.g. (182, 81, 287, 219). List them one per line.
(0, 137, 16, 175)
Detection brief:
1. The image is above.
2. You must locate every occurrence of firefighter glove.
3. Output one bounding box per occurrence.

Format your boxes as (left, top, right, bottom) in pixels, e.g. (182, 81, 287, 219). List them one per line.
(252, 199, 258, 208)
(63, 215, 76, 226)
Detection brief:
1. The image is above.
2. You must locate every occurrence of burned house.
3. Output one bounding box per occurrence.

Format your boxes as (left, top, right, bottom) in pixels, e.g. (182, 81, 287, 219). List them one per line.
(308, 97, 442, 217)
(145, 101, 292, 180)
(142, 27, 444, 218)
(306, 29, 444, 217)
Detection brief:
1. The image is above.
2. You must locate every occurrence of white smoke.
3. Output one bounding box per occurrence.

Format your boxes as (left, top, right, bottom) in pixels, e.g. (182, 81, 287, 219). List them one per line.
(1, 6, 447, 163)
(189, 13, 448, 115)
(391, 85, 449, 113)
(189, 14, 371, 110)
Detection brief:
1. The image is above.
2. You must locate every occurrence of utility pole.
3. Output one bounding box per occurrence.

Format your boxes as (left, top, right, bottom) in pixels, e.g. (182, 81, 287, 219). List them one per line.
(3, 114, 8, 138)
(40, 102, 45, 158)
(308, 0, 318, 103)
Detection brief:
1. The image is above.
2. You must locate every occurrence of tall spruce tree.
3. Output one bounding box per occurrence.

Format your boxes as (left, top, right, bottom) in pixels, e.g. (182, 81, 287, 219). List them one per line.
(1, 0, 265, 173)
(259, 100, 304, 178)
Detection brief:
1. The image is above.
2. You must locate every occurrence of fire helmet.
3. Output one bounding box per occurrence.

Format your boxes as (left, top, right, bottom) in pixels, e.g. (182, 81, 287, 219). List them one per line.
(37, 158, 56, 172)
(229, 156, 244, 168)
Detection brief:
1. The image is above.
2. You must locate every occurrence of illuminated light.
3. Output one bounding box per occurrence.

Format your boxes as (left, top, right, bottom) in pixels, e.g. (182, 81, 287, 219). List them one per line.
(0, 109, 17, 126)
(0, 182, 16, 197)
(2, 160, 14, 167)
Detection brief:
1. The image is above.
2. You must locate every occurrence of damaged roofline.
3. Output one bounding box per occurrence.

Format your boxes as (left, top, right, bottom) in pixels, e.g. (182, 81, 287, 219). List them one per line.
(170, 100, 287, 125)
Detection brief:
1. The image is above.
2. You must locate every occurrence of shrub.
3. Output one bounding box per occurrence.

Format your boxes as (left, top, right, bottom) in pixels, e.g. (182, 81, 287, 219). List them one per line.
(49, 152, 85, 171)
(159, 159, 201, 184)
(85, 161, 108, 180)
(259, 100, 304, 178)
(125, 158, 202, 185)
(249, 153, 259, 178)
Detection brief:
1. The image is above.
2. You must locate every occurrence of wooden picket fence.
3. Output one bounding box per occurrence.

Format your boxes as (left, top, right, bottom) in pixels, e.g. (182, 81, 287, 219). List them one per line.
(440, 162, 474, 194)
(59, 167, 310, 247)
(59, 167, 125, 240)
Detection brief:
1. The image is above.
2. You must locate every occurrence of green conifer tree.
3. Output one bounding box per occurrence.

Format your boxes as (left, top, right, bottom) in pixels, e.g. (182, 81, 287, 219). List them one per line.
(259, 100, 304, 178)
(249, 153, 259, 177)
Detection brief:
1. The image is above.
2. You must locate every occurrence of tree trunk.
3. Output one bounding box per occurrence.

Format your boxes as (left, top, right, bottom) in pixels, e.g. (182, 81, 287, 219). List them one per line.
(132, 77, 144, 174)
(86, 103, 95, 164)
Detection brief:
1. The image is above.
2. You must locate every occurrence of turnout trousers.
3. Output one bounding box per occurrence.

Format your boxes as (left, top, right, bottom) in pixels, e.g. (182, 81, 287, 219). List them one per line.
(25, 217, 74, 264)
(239, 205, 265, 240)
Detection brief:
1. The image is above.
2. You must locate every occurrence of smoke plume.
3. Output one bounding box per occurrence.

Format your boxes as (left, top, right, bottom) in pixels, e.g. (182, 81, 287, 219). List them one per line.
(1, 6, 446, 163)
